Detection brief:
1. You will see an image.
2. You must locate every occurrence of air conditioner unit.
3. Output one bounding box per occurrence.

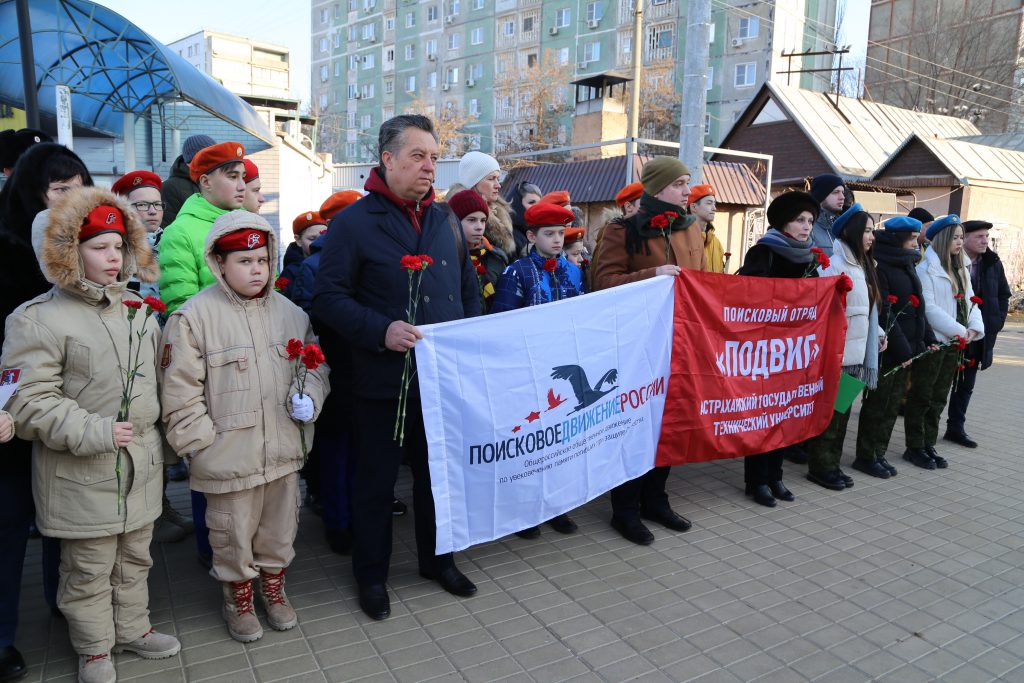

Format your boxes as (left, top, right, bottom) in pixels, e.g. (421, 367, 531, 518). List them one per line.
(442, 83, 451, 91)
(577, 61, 589, 70)
(587, 19, 599, 29)
(445, 15, 455, 24)
(549, 26, 559, 35)
(428, 54, 436, 61)
(466, 78, 476, 86)
(731, 37, 742, 47)
(354, 93, 362, 99)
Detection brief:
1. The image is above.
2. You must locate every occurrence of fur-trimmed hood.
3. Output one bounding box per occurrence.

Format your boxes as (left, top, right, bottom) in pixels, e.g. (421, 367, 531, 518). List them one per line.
(32, 186, 158, 289)
(203, 210, 280, 302)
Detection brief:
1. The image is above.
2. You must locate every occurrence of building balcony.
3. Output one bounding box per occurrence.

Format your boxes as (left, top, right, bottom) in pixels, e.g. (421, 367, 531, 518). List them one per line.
(496, 31, 516, 49)
(644, 46, 673, 63)
(648, 0, 677, 21)
(495, 105, 515, 121)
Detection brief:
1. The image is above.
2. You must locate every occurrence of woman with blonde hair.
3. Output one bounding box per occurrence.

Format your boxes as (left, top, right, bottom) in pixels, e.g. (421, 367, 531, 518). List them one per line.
(448, 151, 516, 257)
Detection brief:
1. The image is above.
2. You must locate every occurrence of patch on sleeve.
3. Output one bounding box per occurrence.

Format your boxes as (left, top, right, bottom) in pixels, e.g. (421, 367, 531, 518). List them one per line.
(161, 344, 172, 369)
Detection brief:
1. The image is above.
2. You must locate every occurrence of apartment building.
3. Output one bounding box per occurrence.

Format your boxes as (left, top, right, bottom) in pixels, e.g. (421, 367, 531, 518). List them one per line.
(311, 0, 838, 162)
(169, 30, 292, 99)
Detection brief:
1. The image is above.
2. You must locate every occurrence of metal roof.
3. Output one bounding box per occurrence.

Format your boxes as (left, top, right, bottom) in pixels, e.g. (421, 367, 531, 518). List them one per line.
(0, 0, 275, 143)
(954, 133, 1024, 152)
(873, 133, 1024, 186)
(756, 82, 981, 180)
(501, 156, 765, 206)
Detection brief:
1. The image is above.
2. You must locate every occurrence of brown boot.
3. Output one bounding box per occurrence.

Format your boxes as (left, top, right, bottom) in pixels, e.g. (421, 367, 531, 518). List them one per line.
(259, 568, 298, 631)
(222, 580, 263, 642)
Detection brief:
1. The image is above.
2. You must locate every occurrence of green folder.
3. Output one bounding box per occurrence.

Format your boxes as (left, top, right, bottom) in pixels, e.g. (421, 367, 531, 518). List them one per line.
(834, 373, 866, 414)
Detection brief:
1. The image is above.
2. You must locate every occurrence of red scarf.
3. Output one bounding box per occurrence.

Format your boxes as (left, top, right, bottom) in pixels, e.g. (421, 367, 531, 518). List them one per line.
(364, 167, 435, 234)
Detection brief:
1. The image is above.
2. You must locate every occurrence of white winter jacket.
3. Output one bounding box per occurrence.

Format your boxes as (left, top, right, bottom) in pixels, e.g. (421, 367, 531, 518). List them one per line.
(917, 247, 984, 343)
(820, 238, 881, 367)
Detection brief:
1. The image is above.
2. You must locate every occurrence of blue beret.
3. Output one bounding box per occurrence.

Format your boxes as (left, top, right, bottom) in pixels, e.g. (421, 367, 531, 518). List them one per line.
(883, 216, 922, 233)
(831, 202, 863, 238)
(925, 214, 960, 241)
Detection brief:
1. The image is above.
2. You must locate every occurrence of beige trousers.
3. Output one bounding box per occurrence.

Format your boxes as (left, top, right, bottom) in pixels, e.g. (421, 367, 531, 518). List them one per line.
(58, 524, 154, 655)
(205, 472, 300, 584)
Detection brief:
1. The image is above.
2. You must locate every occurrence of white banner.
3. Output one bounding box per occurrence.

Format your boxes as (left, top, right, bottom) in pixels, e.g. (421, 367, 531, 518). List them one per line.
(416, 277, 675, 553)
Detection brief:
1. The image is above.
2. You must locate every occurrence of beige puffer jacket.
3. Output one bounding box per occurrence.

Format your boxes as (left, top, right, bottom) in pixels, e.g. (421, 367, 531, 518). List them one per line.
(158, 213, 330, 494)
(1, 187, 163, 538)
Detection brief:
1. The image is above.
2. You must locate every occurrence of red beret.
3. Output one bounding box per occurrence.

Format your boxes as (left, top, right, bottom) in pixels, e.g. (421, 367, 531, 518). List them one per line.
(111, 170, 162, 196)
(615, 182, 643, 206)
(525, 203, 574, 228)
(446, 189, 490, 221)
(688, 184, 716, 205)
(189, 142, 245, 182)
(538, 190, 571, 207)
(243, 158, 259, 184)
(319, 190, 363, 220)
(79, 205, 126, 242)
(563, 227, 585, 245)
(214, 228, 268, 253)
(293, 211, 327, 236)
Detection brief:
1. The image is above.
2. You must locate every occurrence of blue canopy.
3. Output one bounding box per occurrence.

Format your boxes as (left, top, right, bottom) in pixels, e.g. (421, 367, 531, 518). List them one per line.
(0, 0, 275, 144)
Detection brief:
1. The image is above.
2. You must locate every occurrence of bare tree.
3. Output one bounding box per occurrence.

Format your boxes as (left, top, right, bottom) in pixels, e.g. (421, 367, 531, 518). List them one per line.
(493, 50, 573, 157)
(408, 93, 478, 159)
(638, 59, 680, 146)
(863, 2, 1019, 132)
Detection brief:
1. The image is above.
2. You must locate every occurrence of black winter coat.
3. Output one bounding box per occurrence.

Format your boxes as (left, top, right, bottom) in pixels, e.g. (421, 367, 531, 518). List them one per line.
(968, 248, 1011, 370)
(872, 231, 936, 366)
(738, 243, 813, 279)
(312, 181, 481, 399)
(161, 156, 198, 227)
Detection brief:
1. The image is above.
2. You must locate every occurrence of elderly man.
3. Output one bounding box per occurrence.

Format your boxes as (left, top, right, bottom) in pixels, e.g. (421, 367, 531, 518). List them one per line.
(313, 115, 481, 620)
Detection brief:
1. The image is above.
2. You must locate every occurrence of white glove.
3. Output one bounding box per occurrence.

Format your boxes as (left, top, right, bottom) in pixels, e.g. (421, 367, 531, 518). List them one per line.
(290, 394, 314, 423)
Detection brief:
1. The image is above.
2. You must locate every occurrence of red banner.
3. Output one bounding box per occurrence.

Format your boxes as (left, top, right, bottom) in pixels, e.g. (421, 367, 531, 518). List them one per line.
(656, 271, 848, 466)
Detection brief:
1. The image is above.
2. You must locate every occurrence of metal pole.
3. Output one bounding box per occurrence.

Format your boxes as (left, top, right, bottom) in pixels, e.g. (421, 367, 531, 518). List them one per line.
(625, 0, 643, 186)
(16, 0, 40, 129)
(679, 0, 711, 185)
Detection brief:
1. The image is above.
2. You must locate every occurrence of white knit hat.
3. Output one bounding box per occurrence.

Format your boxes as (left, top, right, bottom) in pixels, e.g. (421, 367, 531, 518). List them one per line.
(458, 151, 500, 189)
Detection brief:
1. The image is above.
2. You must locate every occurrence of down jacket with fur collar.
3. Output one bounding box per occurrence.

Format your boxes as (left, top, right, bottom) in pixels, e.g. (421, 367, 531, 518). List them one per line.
(1, 187, 163, 538)
(159, 213, 330, 494)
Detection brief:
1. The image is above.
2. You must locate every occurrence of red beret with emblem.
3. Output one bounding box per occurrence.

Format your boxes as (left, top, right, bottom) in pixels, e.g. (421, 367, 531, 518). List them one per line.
(524, 203, 574, 228)
(243, 158, 259, 184)
(111, 170, 162, 196)
(319, 190, 363, 220)
(538, 190, 570, 207)
(615, 182, 643, 206)
(214, 228, 268, 253)
(292, 210, 327, 236)
(189, 141, 246, 181)
(563, 227, 586, 245)
(79, 205, 126, 242)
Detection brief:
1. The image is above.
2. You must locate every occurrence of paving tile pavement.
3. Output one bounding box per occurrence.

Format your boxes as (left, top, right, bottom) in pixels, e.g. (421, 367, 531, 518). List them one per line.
(13, 323, 1024, 682)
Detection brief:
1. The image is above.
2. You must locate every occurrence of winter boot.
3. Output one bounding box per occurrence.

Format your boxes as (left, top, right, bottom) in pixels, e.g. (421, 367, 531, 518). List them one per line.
(222, 580, 263, 642)
(259, 569, 298, 631)
(77, 653, 115, 683)
(162, 495, 194, 533)
(112, 628, 181, 659)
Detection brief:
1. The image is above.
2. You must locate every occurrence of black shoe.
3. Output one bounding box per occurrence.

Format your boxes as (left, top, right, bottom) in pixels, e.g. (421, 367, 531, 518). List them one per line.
(784, 446, 809, 465)
(903, 448, 936, 470)
(768, 480, 795, 502)
(165, 461, 189, 482)
(610, 517, 655, 545)
(943, 431, 977, 449)
(0, 646, 26, 683)
(420, 566, 477, 597)
(924, 445, 948, 469)
(514, 526, 541, 539)
(852, 459, 891, 479)
(877, 456, 898, 476)
(358, 583, 391, 620)
(807, 470, 846, 490)
(640, 505, 692, 532)
(547, 514, 578, 534)
(392, 498, 407, 516)
(837, 470, 854, 488)
(304, 491, 323, 517)
(325, 527, 352, 555)
(745, 484, 776, 507)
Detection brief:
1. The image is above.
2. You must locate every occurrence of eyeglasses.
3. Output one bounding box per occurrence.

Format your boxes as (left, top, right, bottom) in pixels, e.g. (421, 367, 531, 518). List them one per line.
(131, 201, 165, 212)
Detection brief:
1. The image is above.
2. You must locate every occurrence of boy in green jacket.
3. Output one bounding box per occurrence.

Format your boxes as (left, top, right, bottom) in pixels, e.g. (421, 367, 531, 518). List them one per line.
(158, 141, 246, 313)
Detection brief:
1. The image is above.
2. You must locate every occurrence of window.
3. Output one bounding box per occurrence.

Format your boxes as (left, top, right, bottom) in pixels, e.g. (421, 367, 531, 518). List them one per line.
(502, 19, 514, 36)
(348, 0, 357, 10)
(384, 78, 394, 93)
(653, 26, 672, 49)
(361, 114, 372, 129)
(405, 12, 415, 27)
(738, 16, 759, 39)
(426, 39, 438, 56)
(333, 33, 341, 48)
(583, 41, 600, 62)
(708, 21, 715, 43)
(361, 83, 375, 98)
(349, 25, 357, 40)
(320, 65, 329, 82)
(428, 72, 438, 88)
(471, 27, 484, 44)
(469, 98, 480, 115)
(473, 0, 484, 8)
(334, 61, 341, 77)
(704, 113, 710, 135)
(428, 5, 438, 21)
(319, 93, 329, 108)
(334, 90, 340, 105)
(446, 66, 459, 83)
(385, 16, 395, 30)
(706, 66, 713, 90)
(405, 44, 415, 60)
(448, 0, 460, 15)
(555, 8, 571, 28)
(385, 47, 395, 63)
(361, 24, 375, 40)
(363, 0, 375, 9)
(347, 84, 357, 99)
(336, 4, 342, 18)
(405, 75, 416, 91)
(526, 52, 537, 67)
(320, 8, 329, 23)
(522, 16, 534, 32)
(448, 33, 461, 50)
(346, 142, 357, 158)
(319, 38, 328, 53)
(586, 2, 602, 22)
(621, 34, 632, 59)
(349, 54, 359, 70)
(556, 47, 569, 64)
(734, 62, 755, 87)
(363, 53, 375, 68)
(470, 63, 483, 79)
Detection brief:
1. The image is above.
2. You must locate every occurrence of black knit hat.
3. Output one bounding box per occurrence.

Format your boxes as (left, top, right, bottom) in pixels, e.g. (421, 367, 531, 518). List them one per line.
(810, 173, 843, 203)
(907, 207, 934, 224)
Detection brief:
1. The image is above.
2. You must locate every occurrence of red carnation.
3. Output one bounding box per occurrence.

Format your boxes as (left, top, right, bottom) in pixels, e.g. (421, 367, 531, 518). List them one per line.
(543, 258, 558, 273)
(953, 293, 965, 300)
(909, 294, 920, 308)
(955, 335, 968, 350)
(418, 254, 434, 269)
(810, 247, 823, 254)
(724, 252, 732, 258)
(286, 338, 304, 360)
(967, 358, 977, 368)
(957, 363, 966, 372)
(301, 343, 325, 371)
(123, 300, 143, 310)
(970, 295, 983, 305)
(836, 273, 854, 293)
(663, 211, 679, 221)
(274, 276, 291, 292)
(887, 294, 899, 304)
(650, 215, 669, 230)
(400, 255, 420, 270)
(142, 296, 166, 314)
(817, 252, 831, 269)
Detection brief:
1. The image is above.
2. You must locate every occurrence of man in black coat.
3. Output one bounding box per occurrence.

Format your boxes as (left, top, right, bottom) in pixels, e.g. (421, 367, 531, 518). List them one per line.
(945, 220, 1011, 447)
(313, 115, 481, 620)
(161, 134, 215, 226)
